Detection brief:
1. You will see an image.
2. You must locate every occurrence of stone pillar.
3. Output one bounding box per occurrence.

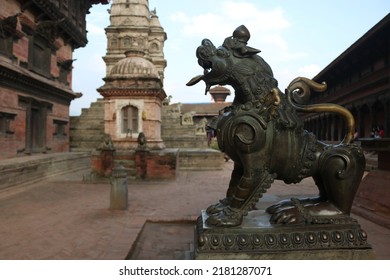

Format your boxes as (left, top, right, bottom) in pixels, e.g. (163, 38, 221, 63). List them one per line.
(110, 165, 128, 210)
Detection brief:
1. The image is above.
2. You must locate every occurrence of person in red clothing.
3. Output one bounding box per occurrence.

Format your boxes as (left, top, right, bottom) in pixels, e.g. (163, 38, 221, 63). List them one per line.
(379, 125, 385, 138)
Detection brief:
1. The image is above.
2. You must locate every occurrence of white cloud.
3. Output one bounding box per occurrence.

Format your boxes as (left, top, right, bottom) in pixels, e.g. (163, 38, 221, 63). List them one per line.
(297, 64, 322, 78)
(86, 22, 106, 37)
(181, 13, 228, 39)
(174, 1, 291, 38)
(163, 1, 304, 104)
(169, 1, 298, 64)
(169, 11, 191, 24)
(221, 2, 290, 31)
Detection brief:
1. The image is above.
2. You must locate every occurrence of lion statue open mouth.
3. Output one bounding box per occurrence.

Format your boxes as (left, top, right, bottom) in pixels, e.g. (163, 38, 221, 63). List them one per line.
(187, 25, 365, 227)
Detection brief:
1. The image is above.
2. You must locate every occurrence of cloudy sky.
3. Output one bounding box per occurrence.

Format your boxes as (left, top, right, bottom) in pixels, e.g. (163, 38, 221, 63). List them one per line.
(70, 0, 389, 115)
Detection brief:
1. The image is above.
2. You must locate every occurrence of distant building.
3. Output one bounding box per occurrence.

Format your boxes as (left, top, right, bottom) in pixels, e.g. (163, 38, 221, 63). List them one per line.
(98, 0, 167, 150)
(302, 13, 390, 141)
(160, 86, 232, 149)
(0, 0, 108, 159)
(180, 86, 232, 124)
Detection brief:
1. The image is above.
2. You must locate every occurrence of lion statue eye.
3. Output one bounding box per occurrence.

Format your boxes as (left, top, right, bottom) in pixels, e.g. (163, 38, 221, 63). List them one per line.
(216, 48, 230, 58)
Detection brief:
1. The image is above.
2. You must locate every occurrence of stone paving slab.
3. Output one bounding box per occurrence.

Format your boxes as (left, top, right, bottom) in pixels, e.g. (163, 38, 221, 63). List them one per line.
(0, 161, 389, 259)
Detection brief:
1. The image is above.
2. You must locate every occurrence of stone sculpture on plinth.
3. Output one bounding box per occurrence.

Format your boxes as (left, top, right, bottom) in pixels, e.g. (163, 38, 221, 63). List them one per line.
(187, 25, 373, 259)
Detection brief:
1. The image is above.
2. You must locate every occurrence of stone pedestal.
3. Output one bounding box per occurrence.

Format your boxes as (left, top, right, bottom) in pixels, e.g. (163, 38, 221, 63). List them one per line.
(110, 165, 128, 210)
(193, 210, 375, 260)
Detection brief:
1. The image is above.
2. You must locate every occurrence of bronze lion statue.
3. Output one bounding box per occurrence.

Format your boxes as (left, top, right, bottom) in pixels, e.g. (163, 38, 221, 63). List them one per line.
(187, 25, 365, 227)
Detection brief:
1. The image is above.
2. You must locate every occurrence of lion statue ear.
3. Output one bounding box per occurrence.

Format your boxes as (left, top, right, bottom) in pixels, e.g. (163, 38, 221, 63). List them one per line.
(233, 45, 261, 58)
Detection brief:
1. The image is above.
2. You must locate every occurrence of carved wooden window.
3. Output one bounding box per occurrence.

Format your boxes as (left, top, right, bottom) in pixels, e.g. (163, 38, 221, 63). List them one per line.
(122, 106, 138, 134)
(53, 119, 68, 137)
(28, 36, 51, 76)
(0, 14, 19, 58)
(0, 112, 16, 135)
(0, 35, 13, 57)
(57, 59, 73, 85)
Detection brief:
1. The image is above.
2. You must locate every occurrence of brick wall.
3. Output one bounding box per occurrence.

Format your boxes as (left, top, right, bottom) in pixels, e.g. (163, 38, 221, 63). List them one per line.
(0, 1, 79, 159)
(0, 88, 26, 158)
(135, 149, 178, 180)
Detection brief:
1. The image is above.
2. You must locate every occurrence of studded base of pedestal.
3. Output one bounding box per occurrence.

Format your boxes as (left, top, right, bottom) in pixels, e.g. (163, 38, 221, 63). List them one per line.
(194, 210, 375, 260)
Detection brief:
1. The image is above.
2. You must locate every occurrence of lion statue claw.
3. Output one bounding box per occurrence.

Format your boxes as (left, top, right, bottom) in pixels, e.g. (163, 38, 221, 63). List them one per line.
(188, 25, 365, 227)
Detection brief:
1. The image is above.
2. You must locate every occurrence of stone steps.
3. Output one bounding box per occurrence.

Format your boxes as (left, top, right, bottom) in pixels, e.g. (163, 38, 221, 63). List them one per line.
(113, 151, 137, 179)
(80, 108, 104, 119)
(113, 159, 137, 179)
(161, 126, 199, 134)
(70, 99, 105, 152)
(69, 141, 102, 150)
(178, 148, 224, 170)
(70, 132, 106, 141)
(163, 137, 208, 148)
(70, 119, 104, 129)
(161, 104, 209, 149)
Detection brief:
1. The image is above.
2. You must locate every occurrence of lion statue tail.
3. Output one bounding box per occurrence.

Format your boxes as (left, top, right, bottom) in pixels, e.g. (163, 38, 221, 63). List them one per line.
(286, 77, 355, 144)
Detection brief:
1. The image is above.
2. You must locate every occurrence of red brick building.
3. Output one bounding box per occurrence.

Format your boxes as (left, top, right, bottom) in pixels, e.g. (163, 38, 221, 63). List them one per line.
(0, 0, 108, 159)
(302, 13, 390, 141)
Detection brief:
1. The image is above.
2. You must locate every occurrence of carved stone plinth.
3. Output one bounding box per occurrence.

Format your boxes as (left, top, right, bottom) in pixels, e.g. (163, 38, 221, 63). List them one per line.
(193, 210, 375, 260)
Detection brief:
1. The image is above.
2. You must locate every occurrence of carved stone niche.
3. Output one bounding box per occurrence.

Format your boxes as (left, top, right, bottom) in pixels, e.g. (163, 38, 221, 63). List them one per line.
(57, 59, 75, 84)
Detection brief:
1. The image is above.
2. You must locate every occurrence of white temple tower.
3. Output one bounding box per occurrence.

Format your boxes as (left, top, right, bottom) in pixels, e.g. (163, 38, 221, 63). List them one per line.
(103, 0, 167, 82)
(98, 0, 167, 149)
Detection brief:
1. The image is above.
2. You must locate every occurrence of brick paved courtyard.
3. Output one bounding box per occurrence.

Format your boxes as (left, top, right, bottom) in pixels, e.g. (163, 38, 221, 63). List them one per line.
(0, 161, 389, 259)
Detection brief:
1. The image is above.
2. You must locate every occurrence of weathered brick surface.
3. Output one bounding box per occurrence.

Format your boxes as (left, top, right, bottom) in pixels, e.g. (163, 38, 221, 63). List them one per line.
(105, 149, 178, 180)
(134, 149, 178, 180)
(178, 148, 224, 170)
